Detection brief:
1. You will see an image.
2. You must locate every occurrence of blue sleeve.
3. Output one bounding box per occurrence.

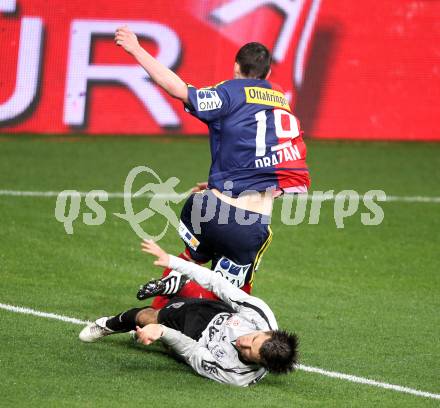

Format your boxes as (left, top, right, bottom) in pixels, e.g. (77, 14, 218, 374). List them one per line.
(184, 83, 231, 122)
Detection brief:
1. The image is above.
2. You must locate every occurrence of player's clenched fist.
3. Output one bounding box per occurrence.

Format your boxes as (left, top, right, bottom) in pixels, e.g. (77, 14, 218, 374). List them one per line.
(114, 25, 140, 54)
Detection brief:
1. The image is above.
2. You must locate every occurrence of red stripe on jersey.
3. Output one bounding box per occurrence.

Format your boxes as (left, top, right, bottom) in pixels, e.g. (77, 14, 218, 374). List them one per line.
(274, 135, 311, 191)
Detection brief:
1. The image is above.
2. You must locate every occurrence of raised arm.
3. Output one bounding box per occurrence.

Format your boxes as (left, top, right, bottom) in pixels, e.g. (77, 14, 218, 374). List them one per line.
(114, 26, 188, 103)
(141, 239, 249, 307)
(141, 240, 277, 330)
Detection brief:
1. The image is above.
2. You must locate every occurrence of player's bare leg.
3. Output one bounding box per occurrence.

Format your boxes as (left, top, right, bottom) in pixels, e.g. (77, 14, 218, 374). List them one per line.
(135, 308, 159, 327)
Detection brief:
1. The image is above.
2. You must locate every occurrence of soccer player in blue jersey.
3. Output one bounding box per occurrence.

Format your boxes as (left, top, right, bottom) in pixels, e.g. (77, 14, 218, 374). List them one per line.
(115, 26, 311, 307)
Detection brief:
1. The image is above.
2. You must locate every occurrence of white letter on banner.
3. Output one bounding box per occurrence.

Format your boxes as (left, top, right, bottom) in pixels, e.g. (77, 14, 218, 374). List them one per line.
(0, 17, 43, 122)
(211, 0, 322, 87)
(0, 0, 16, 12)
(64, 20, 181, 128)
(211, 0, 305, 63)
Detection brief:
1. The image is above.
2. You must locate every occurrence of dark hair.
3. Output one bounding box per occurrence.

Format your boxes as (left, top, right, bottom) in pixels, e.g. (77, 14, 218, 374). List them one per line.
(259, 330, 299, 374)
(235, 42, 272, 79)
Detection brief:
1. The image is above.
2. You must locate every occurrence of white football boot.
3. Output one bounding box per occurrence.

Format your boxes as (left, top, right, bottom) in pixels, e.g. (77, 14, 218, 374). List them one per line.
(79, 317, 114, 342)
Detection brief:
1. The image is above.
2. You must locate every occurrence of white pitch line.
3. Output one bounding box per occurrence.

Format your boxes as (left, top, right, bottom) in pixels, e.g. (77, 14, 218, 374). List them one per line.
(1, 190, 440, 203)
(298, 365, 440, 400)
(0, 190, 186, 199)
(0, 302, 439, 400)
(0, 302, 88, 325)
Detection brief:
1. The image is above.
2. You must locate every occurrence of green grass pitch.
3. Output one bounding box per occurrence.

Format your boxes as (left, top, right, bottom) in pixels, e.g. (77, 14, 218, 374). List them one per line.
(0, 134, 439, 407)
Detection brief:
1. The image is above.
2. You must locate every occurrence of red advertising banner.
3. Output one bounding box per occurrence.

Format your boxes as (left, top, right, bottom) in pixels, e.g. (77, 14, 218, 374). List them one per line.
(1, 0, 439, 140)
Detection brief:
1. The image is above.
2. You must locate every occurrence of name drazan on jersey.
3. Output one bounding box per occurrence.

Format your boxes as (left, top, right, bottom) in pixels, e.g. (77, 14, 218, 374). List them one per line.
(255, 144, 301, 168)
(197, 90, 223, 111)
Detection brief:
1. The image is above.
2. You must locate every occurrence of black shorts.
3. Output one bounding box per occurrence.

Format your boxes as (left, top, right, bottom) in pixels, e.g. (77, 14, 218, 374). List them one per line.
(178, 190, 272, 288)
(157, 297, 234, 341)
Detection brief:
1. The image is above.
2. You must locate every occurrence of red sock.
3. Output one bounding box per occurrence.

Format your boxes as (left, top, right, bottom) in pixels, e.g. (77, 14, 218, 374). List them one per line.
(176, 276, 252, 299)
(151, 249, 219, 308)
(241, 282, 252, 294)
(150, 251, 253, 309)
(178, 281, 219, 300)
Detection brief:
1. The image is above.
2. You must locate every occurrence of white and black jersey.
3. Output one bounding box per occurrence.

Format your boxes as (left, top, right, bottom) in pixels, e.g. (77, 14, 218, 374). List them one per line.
(159, 256, 278, 387)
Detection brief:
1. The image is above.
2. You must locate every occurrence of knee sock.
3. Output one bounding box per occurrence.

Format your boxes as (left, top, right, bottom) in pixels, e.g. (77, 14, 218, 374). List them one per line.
(105, 307, 147, 332)
(178, 280, 219, 300)
(151, 250, 226, 307)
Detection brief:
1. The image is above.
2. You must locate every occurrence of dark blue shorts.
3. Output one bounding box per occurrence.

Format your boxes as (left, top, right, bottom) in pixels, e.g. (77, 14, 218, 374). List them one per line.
(178, 190, 272, 288)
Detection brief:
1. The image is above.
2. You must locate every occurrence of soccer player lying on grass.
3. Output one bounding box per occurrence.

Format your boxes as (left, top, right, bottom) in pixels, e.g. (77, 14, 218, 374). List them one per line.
(79, 240, 299, 387)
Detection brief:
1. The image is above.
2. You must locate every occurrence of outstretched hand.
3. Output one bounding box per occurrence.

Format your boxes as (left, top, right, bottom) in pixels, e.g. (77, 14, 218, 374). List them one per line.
(141, 239, 170, 268)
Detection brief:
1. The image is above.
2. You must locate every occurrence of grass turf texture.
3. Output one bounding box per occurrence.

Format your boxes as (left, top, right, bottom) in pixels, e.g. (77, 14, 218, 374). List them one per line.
(0, 134, 439, 407)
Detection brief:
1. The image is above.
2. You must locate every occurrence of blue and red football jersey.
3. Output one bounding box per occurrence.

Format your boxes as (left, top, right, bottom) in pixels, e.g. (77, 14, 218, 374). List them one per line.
(185, 79, 310, 197)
